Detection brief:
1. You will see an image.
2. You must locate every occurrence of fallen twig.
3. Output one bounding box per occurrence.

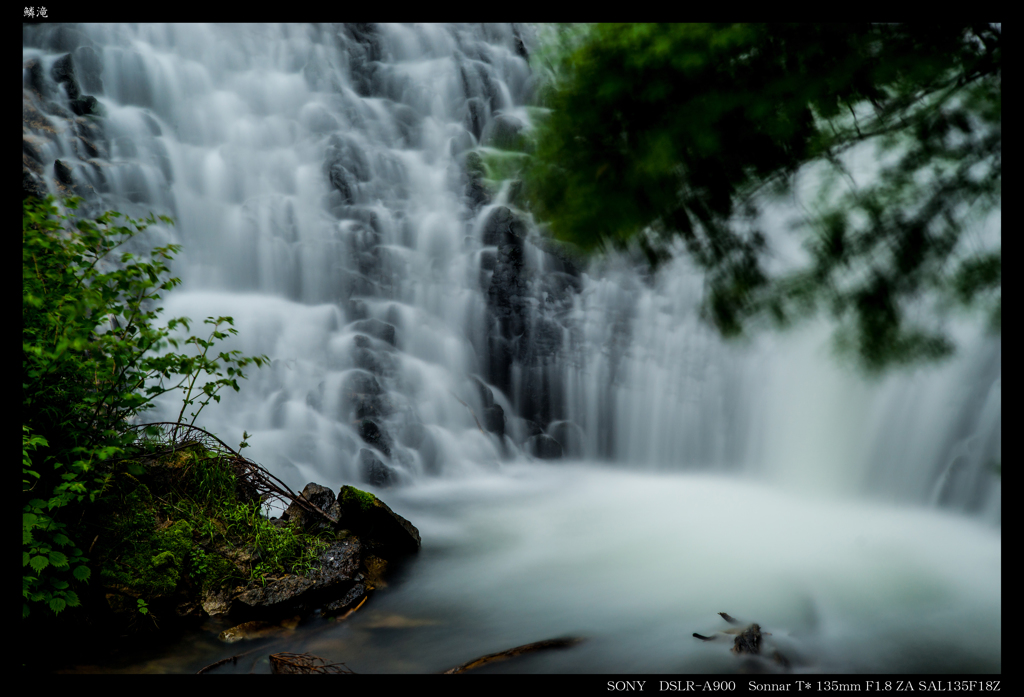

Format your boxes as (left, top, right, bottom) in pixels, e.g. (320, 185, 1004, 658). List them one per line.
(443, 637, 584, 674)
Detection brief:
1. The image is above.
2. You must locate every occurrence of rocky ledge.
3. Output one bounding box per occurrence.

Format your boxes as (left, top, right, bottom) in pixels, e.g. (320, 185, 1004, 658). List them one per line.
(223, 482, 420, 623)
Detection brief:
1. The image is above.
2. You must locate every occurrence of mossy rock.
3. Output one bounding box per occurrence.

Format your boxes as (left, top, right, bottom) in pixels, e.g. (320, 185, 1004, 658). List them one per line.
(337, 485, 420, 557)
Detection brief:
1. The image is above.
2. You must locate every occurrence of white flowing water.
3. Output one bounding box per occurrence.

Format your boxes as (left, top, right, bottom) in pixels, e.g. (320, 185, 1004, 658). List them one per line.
(24, 23, 999, 673)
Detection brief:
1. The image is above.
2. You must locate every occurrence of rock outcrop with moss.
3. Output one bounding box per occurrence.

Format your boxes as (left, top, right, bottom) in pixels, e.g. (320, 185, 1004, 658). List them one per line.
(50, 426, 419, 653)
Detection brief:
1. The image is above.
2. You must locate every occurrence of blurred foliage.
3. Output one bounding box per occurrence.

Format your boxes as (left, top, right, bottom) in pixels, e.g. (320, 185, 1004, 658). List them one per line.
(526, 23, 1000, 372)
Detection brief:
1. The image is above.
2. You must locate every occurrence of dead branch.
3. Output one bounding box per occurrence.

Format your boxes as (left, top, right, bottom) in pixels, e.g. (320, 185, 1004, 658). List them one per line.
(443, 637, 584, 674)
(124, 422, 336, 525)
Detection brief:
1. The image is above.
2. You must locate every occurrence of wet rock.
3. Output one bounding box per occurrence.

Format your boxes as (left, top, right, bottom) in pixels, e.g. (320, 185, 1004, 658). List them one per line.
(353, 345, 387, 375)
(340, 369, 392, 420)
(232, 538, 366, 620)
(350, 318, 397, 347)
(487, 334, 513, 396)
(342, 369, 383, 398)
(512, 417, 545, 444)
(322, 582, 367, 614)
(547, 420, 584, 457)
(24, 58, 53, 99)
(283, 482, 342, 532)
(54, 159, 77, 192)
(338, 485, 421, 556)
(511, 24, 530, 62)
(522, 316, 564, 364)
(464, 96, 487, 141)
(70, 94, 101, 116)
(201, 589, 232, 616)
(481, 205, 527, 246)
(526, 433, 563, 460)
(51, 53, 81, 101)
(23, 170, 46, 200)
(359, 448, 396, 487)
(481, 403, 505, 439)
(470, 375, 495, 408)
(355, 419, 392, 458)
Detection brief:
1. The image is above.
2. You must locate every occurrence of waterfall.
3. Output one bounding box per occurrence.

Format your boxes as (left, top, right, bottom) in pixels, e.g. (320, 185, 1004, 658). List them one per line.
(24, 23, 1000, 673)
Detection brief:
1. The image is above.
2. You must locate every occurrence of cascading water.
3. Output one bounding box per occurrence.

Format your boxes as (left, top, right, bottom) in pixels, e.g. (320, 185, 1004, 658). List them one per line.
(24, 23, 999, 673)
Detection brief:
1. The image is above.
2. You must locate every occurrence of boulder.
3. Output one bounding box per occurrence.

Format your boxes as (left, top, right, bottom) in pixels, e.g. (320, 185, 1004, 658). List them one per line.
(547, 420, 584, 457)
(51, 53, 81, 100)
(481, 403, 505, 439)
(358, 448, 396, 487)
(231, 538, 364, 619)
(283, 482, 341, 532)
(54, 159, 75, 187)
(355, 419, 392, 458)
(526, 434, 563, 460)
(340, 369, 391, 420)
(338, 485, 420, 556)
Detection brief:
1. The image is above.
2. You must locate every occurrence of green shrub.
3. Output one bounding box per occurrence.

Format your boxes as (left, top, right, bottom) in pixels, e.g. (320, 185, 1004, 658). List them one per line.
(22, 196, 268, 619)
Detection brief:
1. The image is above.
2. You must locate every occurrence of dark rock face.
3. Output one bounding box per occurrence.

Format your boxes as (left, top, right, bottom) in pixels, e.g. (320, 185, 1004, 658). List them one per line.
(51, 53, 81, 100)
(481, 403, 505, 439)
(350, 318, 397, 347)
(340, 369, 391, 421)
(481, 206, 527, 246)
(231, 538, 365, 620)
(324, 133, 372, 204)
(338, 485, 421, 555)
(283, 482, 342, 531)
(356, 419, 392, 458)
(526, 433, 563, 460)
(359, 448, 396, 487)
(70, 94, 100, 116)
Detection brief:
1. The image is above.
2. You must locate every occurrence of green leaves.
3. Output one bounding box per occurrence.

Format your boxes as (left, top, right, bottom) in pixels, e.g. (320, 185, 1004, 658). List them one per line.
(526, 23, 1001, 372)
(23, 196, 267, 620)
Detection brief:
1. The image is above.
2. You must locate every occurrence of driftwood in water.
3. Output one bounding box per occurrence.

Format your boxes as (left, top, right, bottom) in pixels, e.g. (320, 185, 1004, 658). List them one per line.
(693, 612, 790, 668)
(270, 652, 354, 674)
(443, 637, 584, 674)
(197, 597, 368, 674)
